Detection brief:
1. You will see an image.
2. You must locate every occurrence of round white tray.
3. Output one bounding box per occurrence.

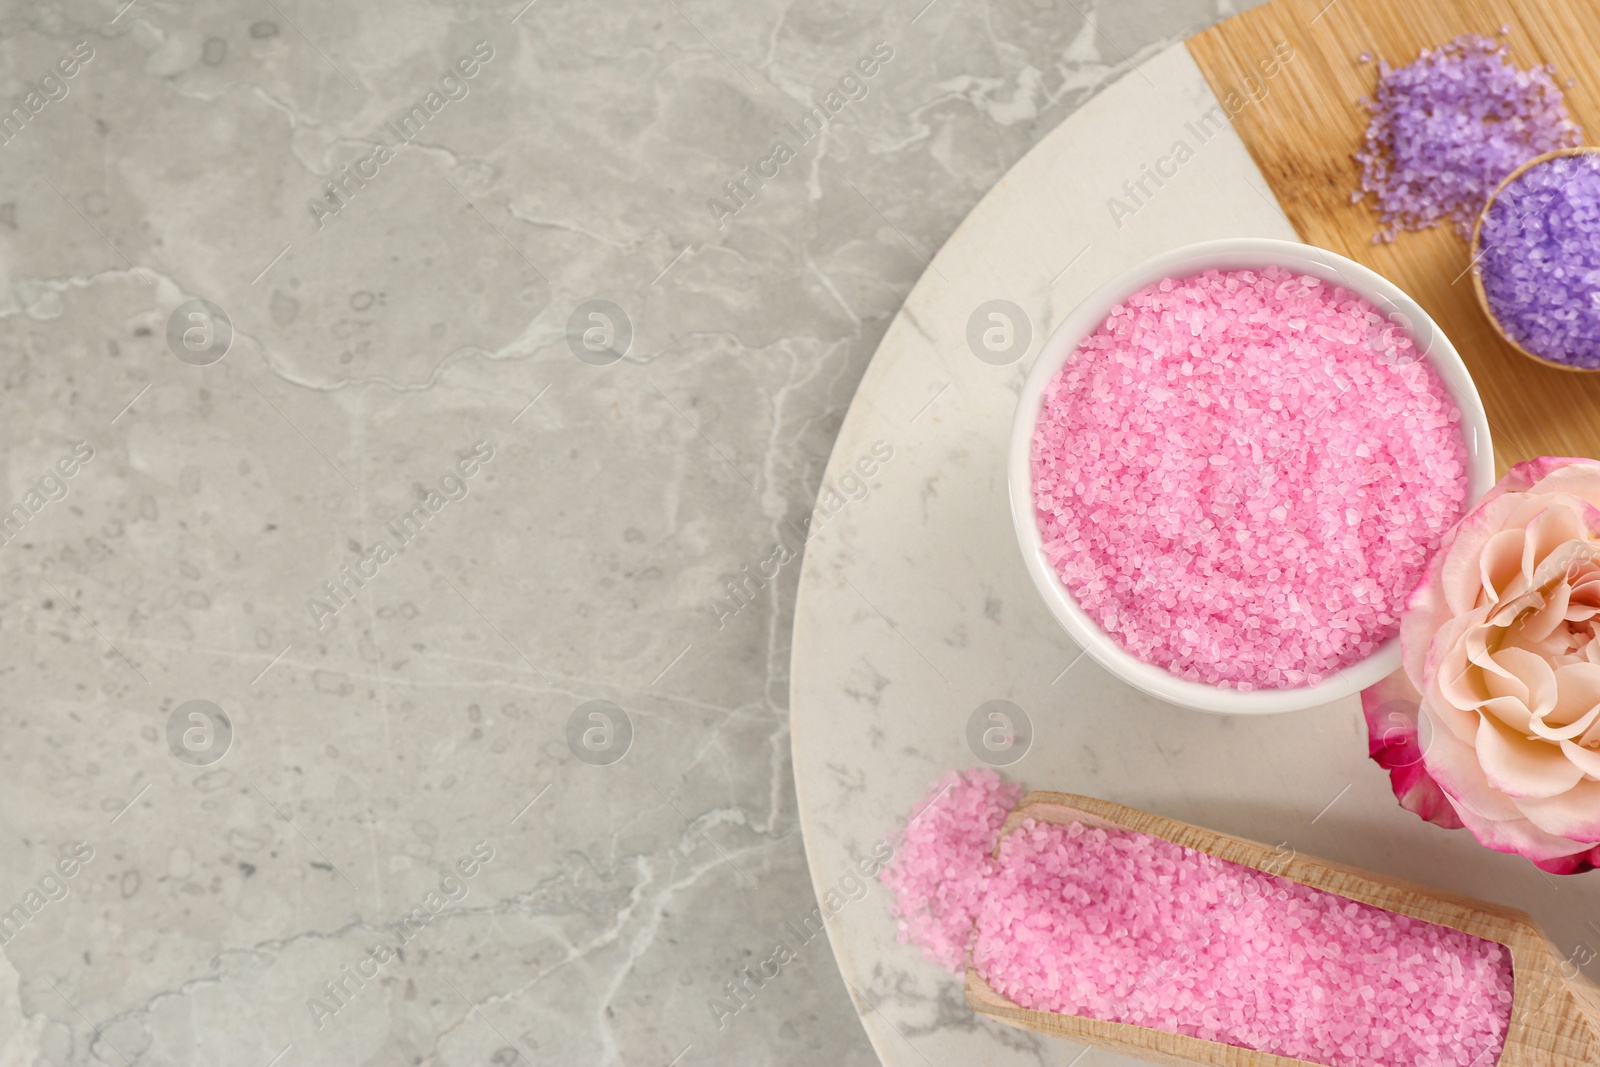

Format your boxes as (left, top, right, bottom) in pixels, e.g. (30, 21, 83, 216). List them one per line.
(789, 40, 1600, 1067)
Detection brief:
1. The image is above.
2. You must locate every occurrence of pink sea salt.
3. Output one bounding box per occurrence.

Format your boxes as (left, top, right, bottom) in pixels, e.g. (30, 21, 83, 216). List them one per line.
(1353, 33, 1581, 243)
(1032, 266, 1469, 690)
(879, 768, 1022, 972)
(971, 820, 1514, 1067)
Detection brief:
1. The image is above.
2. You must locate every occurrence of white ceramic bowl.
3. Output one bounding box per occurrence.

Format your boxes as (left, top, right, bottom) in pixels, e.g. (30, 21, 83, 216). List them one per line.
(1007, 238, 1495, 714)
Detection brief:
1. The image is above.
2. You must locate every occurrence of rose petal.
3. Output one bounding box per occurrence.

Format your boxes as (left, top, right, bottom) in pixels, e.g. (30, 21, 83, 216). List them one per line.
(1479, 528, 1525, 602)
(1539, 661, 1600, 736)
(1532, 701, 1600, 742)
(1427, 610, 1498, 743)
(1487, 588, 1543, 628)
(1517, 582, 1570, 644)
(1424, 717, 1529, 823)
(1436, 494, 1533, 617)
(1524, 503, 1588, 567)
(1559, 738, 1600, 778)
(1449, 792, 1600, 869)
(1530, 847, 1600, 875)
(1492, 647, 1557, 719)
(1431, 712, 1599, 863)
(1528, 535, 1600, 593)
(1526, 459, 1600, 509)
(1500, 599, 1585, 667)
(1515, 779, 1600, 843)
(1362, 670, 1465, 830)
(1478, 644, 1529, 706)
(1475, 713, 1586, 798)
(1480, 696, 1533, 732)
(1570, 565, 1600, 601)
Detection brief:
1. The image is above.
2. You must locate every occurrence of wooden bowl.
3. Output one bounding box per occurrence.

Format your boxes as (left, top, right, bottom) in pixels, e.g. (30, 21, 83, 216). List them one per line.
(1469, 146, 1600, 374)
(967, 791, 1600, 1066)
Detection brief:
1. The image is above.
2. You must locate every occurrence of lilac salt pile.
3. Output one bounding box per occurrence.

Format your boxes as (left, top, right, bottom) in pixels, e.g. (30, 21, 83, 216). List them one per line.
(971, 820, 1514, 1067)
(1353, 33, 1581, 242)
(1033, 266, 1469, 690)
(879, 768, 1021, 972)
(1479, 151, 1600, 368)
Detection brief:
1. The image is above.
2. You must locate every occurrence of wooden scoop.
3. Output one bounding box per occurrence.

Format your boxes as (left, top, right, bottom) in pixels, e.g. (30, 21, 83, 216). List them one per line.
(965, 791, 1600, 1067)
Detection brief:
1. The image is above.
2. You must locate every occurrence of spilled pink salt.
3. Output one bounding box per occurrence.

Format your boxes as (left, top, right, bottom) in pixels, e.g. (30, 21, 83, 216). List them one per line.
(880, 773, 1514, 1067)
(1031, 266, 1470, 690)
(972, 820, 1513, 1067)
(878, 768, 1021, 972)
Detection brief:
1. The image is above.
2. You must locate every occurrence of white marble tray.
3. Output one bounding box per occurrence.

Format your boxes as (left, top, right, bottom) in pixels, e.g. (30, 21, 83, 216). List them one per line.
(789, 40, 1600, 1067)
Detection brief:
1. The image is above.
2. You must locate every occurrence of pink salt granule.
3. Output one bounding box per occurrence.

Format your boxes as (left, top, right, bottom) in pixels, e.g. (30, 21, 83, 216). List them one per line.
(878, 768, 1022, 972)
(971, 820, 1514, 1067)
(1032, 266, 1469, 690)
(1353, 33, 1581, 243)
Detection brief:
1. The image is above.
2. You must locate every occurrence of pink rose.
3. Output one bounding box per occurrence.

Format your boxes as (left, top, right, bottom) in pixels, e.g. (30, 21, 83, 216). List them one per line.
(1365, 457, 1600, 874)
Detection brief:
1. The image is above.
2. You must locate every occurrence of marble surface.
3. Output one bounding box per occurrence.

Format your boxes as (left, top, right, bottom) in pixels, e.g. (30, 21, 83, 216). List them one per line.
(789, 26, 1600, 1067)
(0, 1, 1265, 1065)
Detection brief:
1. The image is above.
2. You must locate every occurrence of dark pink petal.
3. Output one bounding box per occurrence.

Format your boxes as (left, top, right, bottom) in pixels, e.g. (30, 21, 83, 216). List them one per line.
(1362, 670, 1464, 830)
(1530, 846, 1600, 875)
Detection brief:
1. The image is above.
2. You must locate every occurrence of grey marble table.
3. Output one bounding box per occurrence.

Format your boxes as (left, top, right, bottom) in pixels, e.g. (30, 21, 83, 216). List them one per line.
(0, 2, 1254, 1064)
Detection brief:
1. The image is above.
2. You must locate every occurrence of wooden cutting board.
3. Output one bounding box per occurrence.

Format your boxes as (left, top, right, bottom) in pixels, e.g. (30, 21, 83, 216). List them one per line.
(1188, 0, 1600, 473)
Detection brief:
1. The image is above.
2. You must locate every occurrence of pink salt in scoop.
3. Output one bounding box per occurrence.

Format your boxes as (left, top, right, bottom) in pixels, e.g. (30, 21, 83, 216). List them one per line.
(974, 819, 1511, 1067)
(880, 776, 1600, 1067)
(1031, 265, 1470, 691)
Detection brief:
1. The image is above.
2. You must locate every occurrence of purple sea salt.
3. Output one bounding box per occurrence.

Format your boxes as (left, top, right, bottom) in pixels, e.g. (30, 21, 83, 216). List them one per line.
(1353, 33, 1581, 242)
(1479, 152, 1600, 368)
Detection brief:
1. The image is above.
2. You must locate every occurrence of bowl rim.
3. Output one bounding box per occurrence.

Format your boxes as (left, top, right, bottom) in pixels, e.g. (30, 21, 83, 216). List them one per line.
(1006, 237, 1496, 715)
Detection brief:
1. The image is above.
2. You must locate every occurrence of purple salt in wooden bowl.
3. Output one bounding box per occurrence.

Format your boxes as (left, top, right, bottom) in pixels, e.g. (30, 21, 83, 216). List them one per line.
(1470, 146, 1600, 373)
